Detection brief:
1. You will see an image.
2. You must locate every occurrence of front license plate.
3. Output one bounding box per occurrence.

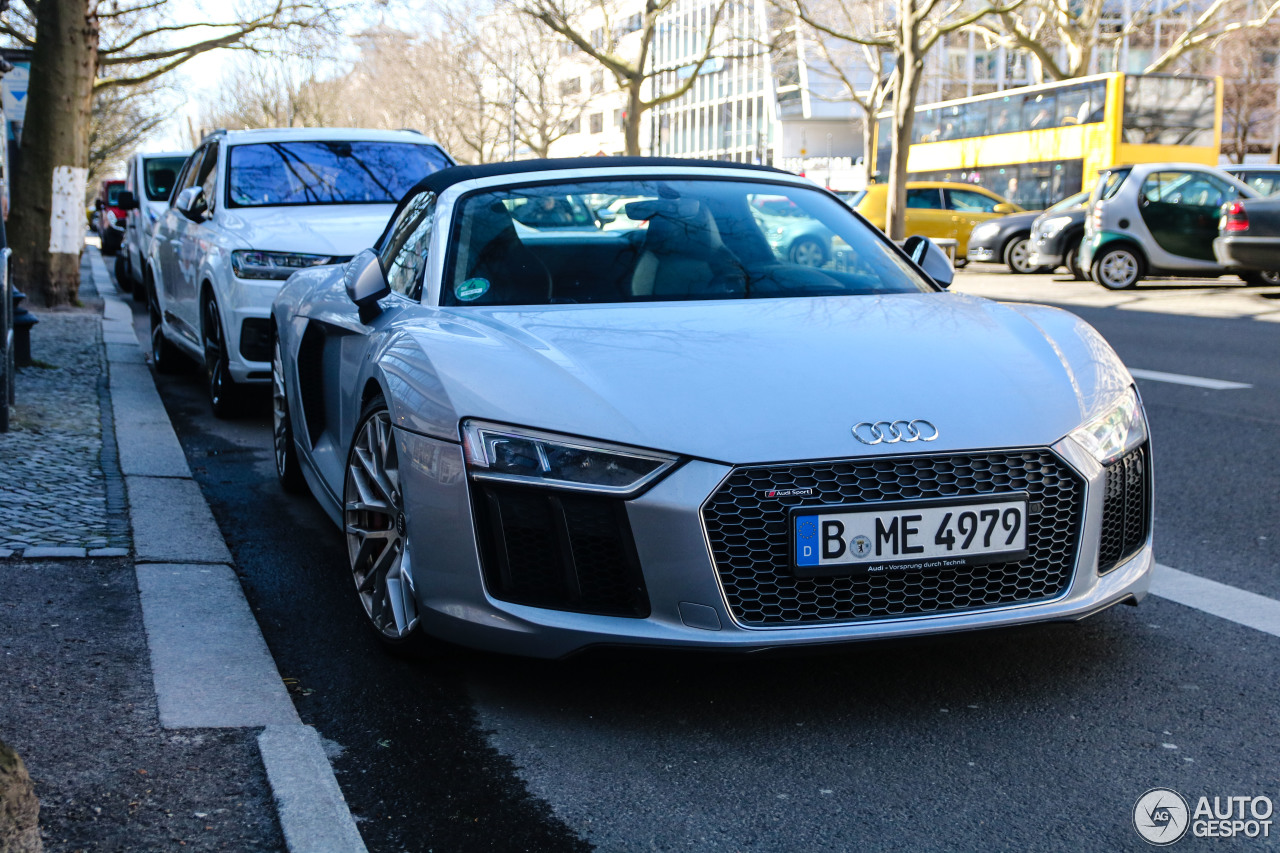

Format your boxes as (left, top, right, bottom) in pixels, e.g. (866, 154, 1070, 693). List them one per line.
(792, 495, 1029, 577)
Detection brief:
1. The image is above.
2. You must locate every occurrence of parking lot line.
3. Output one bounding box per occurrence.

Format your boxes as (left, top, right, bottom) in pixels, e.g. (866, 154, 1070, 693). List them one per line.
(1129, 368, 1252, 390)
(1150, 564, 1280, 638)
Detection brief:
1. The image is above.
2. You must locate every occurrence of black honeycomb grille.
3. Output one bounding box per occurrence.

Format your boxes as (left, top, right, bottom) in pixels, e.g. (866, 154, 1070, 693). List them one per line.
(702, 451, 1085, 627)
(1098, 444, 1150, 573)
(473, 483, 650, 617)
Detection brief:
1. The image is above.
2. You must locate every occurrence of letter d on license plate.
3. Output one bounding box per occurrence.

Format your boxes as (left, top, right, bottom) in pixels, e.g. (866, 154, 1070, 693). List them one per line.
(791, 494, 1029, 577)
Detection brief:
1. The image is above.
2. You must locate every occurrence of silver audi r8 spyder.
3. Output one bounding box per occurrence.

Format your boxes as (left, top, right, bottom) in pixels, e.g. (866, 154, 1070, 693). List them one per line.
(271, 158, 1153, 658)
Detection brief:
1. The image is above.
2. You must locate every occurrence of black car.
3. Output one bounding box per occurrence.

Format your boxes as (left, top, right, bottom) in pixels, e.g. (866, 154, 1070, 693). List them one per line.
(1028, 191, 1092, 280)
(968, 190, 1090, 274)
(1222, 165, 1280, 198)
(1214, 196, 1280, 285)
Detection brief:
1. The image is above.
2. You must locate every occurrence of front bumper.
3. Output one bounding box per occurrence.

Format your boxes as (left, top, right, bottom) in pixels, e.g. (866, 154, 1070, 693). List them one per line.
(221, 276, 288, 384)
(397, 430, 1153, 659)
(1213, 235, 1280, 272)
(965, 232, 1002, 263)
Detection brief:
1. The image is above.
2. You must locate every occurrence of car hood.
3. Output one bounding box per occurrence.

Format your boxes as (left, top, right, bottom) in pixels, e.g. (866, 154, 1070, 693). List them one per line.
(397, 294, 1131, 465)
(217, 204, 395, 256)
(979, 212, 1041, 230)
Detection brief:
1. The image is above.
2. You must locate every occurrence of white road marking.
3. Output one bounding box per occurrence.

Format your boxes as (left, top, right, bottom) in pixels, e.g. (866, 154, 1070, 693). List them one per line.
(1150, 564, 1280, 638)
(1129, 368, 1252, 390)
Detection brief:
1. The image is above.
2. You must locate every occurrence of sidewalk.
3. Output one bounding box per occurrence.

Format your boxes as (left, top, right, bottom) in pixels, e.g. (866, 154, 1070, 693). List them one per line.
(1, 245, 365, 852)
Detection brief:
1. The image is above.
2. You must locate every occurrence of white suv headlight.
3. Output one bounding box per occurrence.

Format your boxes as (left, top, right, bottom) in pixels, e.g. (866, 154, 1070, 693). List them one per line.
(231, 250, 335, 280)
(1069, 386, 1148, 465)
(462, 420, 678, 496)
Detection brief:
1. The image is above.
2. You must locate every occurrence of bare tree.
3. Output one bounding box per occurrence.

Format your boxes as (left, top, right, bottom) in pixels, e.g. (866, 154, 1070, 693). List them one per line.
(89, 79, 174, 190)
(792, 0, 1023, 239)
(515, 0, 731, 155)
(1218, 22, 1280, 163)
(0, 0, 342, 307)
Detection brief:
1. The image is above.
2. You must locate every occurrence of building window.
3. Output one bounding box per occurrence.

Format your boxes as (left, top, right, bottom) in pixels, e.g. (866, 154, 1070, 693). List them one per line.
(613, 109, 624, 128)
(559, 77, 582, 98)
(558, 40, 579, 57)
(589, 112, 603, 134)
(591, 71, 605, 94)
(564, 115, 581, 134)
(590, 27, 604, 49)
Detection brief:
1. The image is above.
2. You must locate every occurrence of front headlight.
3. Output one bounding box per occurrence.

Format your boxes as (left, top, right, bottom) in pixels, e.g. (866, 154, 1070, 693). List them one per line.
(230, 250, 335, 281)
(1069, 386, 1148, 465)
(969, 222, 1000, 241)
(1038, 215, 1073, 237)
(461, 420, 678, 496)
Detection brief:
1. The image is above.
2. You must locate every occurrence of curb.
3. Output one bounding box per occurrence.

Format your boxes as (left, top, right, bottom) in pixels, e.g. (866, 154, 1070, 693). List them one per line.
(88, 247, 368, 853)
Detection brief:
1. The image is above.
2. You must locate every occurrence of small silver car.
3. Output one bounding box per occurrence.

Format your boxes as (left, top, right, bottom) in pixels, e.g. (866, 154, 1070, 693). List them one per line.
(272, 158, 1153, 658)
(1080, 162, 1258, 289)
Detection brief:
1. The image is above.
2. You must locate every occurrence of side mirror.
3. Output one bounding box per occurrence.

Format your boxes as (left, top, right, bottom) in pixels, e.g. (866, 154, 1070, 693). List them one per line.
(94, 199, 104, 210)
(118, 191, 138, 211)
(344, 249, 390, 320)
(174, 186, 207, 222)
(595, 207, 617, 225)
(903, 235, 955, 288)
(993, 202, 1017, 215)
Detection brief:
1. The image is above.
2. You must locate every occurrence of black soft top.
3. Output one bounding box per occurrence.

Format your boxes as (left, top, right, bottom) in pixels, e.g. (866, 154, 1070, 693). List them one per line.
(376, 156, 793, 248)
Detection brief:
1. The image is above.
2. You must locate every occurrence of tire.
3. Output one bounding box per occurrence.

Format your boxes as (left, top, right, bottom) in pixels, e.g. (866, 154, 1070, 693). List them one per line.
(202, 294, 242, 418)
(272, 332, 307, 494)
(1240, 270, 1280, 286)
(344, 397, 423, 648)
(1064, 240, 1084, 281)
(788, 236, 828, 267)
(149, 298, 184, 375)
(113, 254, 132, 293)
(1091, 244, 1144, 290)
(1003, 234, 1037, 274)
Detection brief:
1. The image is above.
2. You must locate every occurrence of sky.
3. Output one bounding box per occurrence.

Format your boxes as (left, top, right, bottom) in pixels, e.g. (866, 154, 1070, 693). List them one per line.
(150, 0, 440, 148)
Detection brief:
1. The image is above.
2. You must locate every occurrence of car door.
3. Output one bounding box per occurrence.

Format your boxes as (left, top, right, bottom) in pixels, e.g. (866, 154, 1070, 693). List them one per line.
(945, 188, 1005, 256)
(172, 142, 220, 342)
(1138, 170, 1237, 263)
(902, 188, 953, 242)
(153, 148, 204, 331)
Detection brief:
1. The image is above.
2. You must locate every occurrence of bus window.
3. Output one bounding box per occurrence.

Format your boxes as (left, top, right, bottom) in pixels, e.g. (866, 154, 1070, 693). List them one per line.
(1056, 85, 1089, 126)
(989, 95, 1023, 134)
(1024, 93, 1056, 129)
(1084, 82, 1107, 123)
(915, 109, 941, 143)
(963, 100, 991, 138)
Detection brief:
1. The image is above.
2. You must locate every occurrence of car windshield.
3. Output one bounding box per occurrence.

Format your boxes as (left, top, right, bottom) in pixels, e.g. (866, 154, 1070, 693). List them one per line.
(443, 178, 933, 306)
(227, 140, 451, 207)
(143, 156, 187, 202)
(1047, 190, 1090, 212)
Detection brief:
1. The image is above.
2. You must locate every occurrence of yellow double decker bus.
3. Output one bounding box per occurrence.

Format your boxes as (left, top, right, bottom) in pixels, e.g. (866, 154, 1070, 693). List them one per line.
(872, 73, 1222, 210)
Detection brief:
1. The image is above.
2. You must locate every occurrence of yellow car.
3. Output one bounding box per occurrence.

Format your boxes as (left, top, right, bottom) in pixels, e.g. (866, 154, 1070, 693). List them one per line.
(854, 182, 1022, 261)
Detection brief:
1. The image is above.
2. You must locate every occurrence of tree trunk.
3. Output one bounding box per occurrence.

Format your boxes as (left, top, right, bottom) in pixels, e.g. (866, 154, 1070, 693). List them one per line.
(886, 57, 921, 242)
(623, 82, 643, 156)
(8, 0, 99, 308)
(0, 739, 42, 853)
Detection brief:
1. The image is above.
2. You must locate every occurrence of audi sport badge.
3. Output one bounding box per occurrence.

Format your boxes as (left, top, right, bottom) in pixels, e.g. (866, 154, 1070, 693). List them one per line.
(764, 488, 815, 499)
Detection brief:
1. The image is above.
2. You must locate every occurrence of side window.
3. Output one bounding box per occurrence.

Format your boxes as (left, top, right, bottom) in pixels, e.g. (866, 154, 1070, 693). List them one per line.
(906, 188, 943, 209)
(946, 189, 999, 213)
(1141, 172, 1176, 203)
(378, 191, 436, 300)
(197, 143, 220, 213)
(170, 148, 206, 207)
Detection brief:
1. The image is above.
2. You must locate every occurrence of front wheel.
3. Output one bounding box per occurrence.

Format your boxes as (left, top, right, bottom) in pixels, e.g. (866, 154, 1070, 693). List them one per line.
(202, 295, 242, 418)
(149, 299, 184, 375)
(1003, 235, 1037, 274)
(788, 237, 828, 267)
(1091, 245, 1143, 290)
(344, 399, 421, 646)
(1241, 270, 1280, 286)
(113, 254, 133, 293)
(1065, 242, 1084, 280)
(272, 334, 307, 494)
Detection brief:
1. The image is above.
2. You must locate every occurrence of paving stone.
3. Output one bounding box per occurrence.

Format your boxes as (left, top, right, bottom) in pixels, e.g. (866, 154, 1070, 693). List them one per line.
(89, 547, 130, 557)
(22, 546, 89, 558)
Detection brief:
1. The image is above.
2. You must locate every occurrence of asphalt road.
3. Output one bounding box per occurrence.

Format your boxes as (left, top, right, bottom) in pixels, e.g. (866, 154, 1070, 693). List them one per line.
(129, 268, 1280, 852)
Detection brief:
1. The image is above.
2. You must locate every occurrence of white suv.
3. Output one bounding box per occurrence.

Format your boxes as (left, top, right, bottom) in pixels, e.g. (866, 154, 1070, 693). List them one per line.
(146, 127, 453, 415)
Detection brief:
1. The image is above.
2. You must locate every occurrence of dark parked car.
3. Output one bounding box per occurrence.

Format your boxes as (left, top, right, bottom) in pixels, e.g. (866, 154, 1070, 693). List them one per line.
(1222, 165, 1280, 198)
(1214, 197, 1280, 285)
(968, 191, 1089, 274)
(1028, 191, 1092, 280)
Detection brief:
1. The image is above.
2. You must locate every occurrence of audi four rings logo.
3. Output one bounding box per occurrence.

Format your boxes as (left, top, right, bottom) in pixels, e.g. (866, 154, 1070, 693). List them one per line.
(852, 420, 940, 445)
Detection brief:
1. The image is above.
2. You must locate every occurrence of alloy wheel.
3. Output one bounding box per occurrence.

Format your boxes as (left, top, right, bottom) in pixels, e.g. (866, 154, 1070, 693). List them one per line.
(272, 338, 306, 492)
(344, 409, 419, 640)
(1097, 249, 1139, 289)
(789, 238, 826, 267)
(1005, 237, 1034, 273)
